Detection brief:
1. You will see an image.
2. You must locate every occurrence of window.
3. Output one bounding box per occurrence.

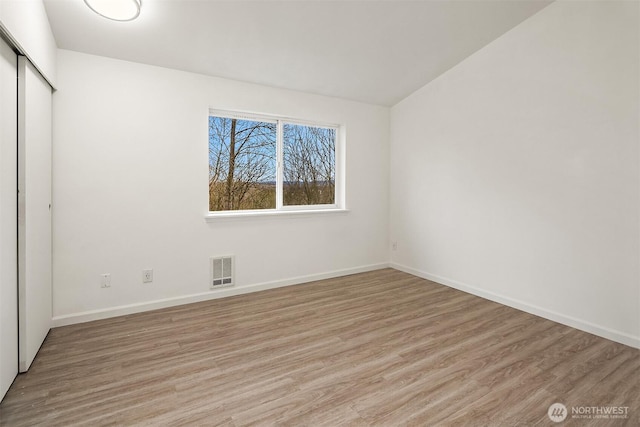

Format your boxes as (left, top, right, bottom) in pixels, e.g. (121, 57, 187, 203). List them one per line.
(283, 123, 336, 206)
(208, 115, 277, 211)
(208, 110, 340, 214)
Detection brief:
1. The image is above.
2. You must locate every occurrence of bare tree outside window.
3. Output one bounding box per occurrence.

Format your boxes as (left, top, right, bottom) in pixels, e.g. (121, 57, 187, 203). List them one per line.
(209, 116, 276, 211)
(283, 124, 335, 206)
(208, 111, 338, 212)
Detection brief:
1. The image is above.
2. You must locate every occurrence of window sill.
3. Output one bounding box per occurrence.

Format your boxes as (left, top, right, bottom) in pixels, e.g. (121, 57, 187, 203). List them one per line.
(205, 208, 349, 221)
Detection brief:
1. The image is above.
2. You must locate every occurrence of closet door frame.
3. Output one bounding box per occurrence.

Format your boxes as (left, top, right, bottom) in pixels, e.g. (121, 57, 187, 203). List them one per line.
(17, 55, 52, 373)
(0, 36, 18, 401)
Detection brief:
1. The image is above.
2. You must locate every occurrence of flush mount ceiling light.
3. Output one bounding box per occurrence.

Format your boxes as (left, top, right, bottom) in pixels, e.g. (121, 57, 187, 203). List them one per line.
(84, 0, 141, 22)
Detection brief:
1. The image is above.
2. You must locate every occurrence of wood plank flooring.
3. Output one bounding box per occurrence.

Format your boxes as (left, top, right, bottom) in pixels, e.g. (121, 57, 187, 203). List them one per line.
(0, 268, 638, 426)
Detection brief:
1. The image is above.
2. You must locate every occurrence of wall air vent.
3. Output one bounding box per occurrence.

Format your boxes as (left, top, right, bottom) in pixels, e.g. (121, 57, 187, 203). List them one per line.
(210, 256, 234, 289)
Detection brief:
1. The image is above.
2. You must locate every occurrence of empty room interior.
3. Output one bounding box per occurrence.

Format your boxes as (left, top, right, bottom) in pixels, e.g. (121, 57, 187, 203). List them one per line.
(0, 0, 639, 425)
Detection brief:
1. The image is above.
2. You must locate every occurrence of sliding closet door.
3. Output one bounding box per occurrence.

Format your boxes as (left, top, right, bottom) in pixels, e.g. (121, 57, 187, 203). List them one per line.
(17, 56, 52, 372)
(0, 38, 18, 400)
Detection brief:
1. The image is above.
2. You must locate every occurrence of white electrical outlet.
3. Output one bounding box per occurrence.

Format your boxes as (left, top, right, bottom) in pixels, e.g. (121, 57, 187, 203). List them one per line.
(392, 241, 398, 251)
(100, 273, 111, 288)
(143, 269, 153, 283)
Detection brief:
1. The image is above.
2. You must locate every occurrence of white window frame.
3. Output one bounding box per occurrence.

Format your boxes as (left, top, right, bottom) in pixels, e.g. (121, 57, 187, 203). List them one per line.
(206, 109, 346, 219)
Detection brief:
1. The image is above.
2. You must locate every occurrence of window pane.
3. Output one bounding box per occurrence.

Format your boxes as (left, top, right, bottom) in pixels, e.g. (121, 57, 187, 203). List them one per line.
(283, 123, 336, 206)
(209, 116, 276, 211)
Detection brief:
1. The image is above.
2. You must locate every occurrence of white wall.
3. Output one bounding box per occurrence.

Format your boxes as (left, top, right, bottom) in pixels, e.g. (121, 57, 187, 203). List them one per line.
(52, 49, 389, 324)
(0, 0, 57, 86)
(390, 0, 639, 347)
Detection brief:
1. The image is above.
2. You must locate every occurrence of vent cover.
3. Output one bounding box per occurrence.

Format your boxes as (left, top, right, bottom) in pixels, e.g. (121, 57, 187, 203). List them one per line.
(210, 256, 234, 288)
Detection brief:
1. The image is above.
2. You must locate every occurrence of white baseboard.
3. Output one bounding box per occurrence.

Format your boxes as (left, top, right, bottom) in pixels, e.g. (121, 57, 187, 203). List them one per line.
(53, 261, 639, 349)
(390, 263, 640, 349)
(51, 263, 389, 327)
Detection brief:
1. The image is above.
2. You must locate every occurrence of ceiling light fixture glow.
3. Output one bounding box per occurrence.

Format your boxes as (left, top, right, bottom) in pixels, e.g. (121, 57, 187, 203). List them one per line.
(84, 0, 141, 22)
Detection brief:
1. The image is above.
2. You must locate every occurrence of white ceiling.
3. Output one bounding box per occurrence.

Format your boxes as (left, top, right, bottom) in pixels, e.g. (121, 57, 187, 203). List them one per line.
(43, 0, 552, 106)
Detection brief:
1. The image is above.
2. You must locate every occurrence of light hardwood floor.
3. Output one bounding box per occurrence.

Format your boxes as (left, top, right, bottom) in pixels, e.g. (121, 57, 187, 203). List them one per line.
(0, 269, 638, 426)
